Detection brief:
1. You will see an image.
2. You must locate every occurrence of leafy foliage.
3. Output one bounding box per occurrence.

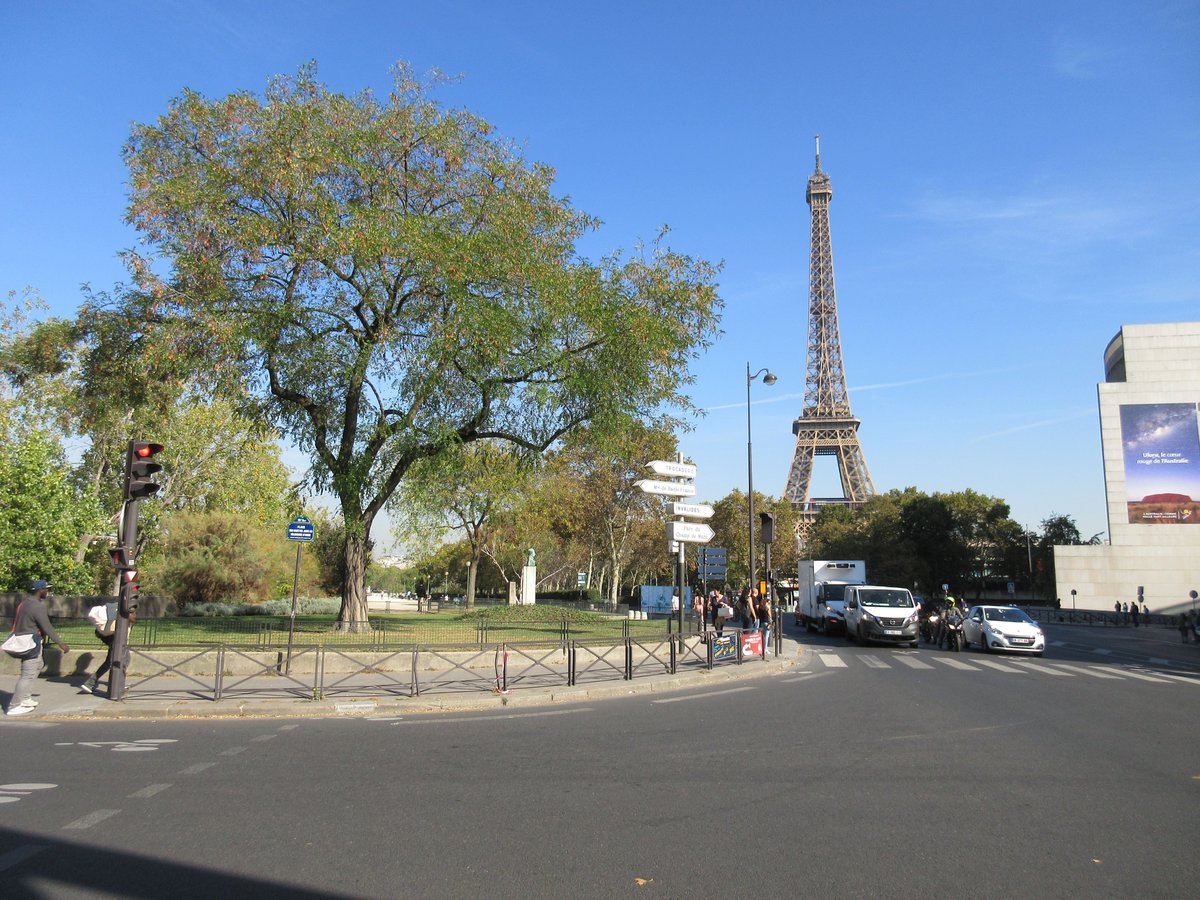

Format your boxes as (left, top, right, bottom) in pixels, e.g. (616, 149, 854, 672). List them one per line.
(122, 62, 722, 627)
(0, 430, 104, 593)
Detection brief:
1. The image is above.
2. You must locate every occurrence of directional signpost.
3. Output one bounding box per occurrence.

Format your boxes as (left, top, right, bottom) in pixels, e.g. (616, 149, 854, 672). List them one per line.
(643, 459, 712, 634)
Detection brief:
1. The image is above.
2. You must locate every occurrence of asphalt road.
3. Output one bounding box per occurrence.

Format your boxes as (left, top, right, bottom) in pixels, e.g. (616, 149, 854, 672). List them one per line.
(2, 621, 1196, 899)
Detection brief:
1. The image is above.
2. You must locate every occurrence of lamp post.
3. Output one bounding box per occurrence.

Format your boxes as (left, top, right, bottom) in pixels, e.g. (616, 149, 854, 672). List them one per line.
(746, 363, 777, 594)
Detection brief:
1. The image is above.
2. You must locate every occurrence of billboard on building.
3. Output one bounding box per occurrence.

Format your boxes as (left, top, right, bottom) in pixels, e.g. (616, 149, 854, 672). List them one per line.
(1119, 402, 1200, 524)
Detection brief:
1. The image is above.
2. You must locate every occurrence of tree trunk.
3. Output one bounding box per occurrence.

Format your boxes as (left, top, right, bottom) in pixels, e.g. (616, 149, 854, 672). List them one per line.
(337, 525, 371, 632)
(466, 554, 480, 609)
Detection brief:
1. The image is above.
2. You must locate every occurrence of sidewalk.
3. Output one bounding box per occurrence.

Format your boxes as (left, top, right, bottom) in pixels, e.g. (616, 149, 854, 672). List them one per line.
(3, 637, 805, 722)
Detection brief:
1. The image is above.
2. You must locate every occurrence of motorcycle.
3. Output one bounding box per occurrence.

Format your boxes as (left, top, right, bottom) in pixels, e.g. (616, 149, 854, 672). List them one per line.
(943, 612, 964, 652)
(921, 612, 940, 644)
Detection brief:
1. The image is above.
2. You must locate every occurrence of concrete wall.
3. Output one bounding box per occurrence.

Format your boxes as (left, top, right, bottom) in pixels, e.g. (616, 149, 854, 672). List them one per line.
(1055, 323, 1200, 613)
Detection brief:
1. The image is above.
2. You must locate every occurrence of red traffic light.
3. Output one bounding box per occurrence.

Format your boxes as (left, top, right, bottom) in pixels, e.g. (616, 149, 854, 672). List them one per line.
(124, 440, 164, 501)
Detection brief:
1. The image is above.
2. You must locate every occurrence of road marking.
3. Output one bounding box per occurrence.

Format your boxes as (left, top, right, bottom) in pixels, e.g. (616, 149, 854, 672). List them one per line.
(1050, 641, 1068, 647)
(861, 656, 891, 669)
(220, 747, 247, 756)
(0, 844, 48, 872)
(894, 656, 935, 670)
(931, 657, 978, 671)
(129, 783, 173, 798)
(817, 655, 847, 668)
(1101, 669, 1174, 683)
(64, 809, 120, 830)
(55, 739, 177, 753)
(1149, 658, 1171, 666)
(653, 687, 757, 704)
(1010, 661, 1074, 676)
(251, 734, 277, 743)
(279, 724, 300, 731)
(781, 671, 833, 683)
(1093, 648, 1112, 656)
(1048, 664, 1123, 679)
(974, 660, 1028, 673)
(1146, 671, 1200, 686)
(389, 708, 595, 723)
(179, 762, 216, 775)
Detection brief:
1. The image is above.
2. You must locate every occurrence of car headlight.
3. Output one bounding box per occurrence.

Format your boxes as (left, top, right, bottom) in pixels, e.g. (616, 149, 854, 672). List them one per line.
(862, 611, 876, 623)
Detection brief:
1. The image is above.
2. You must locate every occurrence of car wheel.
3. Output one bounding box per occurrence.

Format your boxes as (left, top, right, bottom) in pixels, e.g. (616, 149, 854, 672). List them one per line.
(1034, 651, 1044, 657)
(977, 634, 987, 653)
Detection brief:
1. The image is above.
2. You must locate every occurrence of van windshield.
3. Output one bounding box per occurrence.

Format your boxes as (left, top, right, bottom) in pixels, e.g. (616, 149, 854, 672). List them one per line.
(858, 589, 914, 608)
(820, 584, 848, 602)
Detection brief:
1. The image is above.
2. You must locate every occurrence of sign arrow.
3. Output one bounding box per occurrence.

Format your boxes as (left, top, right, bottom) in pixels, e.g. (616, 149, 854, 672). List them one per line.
(670, 502, 714, 519)
(636, 479, 697, 497)
(668, 521, 715, 543)
(646, 459, 698, 479)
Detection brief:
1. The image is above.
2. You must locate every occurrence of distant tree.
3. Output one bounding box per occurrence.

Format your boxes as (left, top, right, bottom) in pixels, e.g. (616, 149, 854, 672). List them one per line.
(0, 430, 104, 594)
(391, 439, 534, 608)
(122, 63, 722, 630)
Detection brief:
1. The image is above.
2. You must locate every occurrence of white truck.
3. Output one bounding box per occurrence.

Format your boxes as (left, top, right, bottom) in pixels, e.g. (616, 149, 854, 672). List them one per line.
(794, 560, 867, 634)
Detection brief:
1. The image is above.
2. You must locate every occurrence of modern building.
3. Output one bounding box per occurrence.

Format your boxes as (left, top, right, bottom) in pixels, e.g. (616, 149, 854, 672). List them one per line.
(1054, 322, 1200, 614)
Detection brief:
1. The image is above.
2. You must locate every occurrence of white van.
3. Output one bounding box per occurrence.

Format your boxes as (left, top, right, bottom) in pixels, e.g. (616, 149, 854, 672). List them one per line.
(843, 585, 920, 647)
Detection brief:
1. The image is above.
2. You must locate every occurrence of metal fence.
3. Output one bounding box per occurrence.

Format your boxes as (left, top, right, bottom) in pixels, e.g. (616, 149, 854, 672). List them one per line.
(107, 628, 781, 702)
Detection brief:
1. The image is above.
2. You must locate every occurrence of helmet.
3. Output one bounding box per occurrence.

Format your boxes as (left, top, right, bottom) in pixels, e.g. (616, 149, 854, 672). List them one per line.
(947, 597, 956, 607)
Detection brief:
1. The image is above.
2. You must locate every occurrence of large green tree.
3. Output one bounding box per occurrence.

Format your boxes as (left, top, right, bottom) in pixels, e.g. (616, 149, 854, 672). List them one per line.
(122, 64, 721, 628)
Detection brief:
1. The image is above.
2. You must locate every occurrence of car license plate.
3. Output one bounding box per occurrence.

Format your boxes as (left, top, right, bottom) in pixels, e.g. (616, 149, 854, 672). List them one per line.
(884, 629, 900, 635)
(1011, 638, 1033, 645)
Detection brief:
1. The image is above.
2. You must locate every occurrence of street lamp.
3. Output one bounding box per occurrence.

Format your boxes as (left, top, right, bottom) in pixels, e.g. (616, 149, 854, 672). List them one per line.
(747, 363, 777, 594)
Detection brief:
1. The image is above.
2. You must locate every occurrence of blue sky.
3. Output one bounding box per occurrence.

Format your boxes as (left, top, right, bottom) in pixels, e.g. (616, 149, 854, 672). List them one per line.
(3, 0, 1198, 546)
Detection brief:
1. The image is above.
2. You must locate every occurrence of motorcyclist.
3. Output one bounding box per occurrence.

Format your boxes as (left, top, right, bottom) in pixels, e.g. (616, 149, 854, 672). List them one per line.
(937, 596, 961, 649)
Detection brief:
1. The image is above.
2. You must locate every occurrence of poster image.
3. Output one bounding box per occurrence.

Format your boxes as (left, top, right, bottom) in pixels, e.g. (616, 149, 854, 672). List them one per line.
(1119, 402, 1200, 524)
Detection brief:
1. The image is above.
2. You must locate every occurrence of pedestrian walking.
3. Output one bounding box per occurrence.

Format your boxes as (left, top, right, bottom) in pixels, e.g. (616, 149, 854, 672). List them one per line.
(1130, 602, 1140, 628)
(736, 588, 755, 631)
(1142, 602, 1150, 624)
(80, 604, 135, 695)
(1179, 612, 1191, 643)
(4, 580, 70, 716)
(1114, 601, 1121, 625)
(1122, 601, 1129, 625)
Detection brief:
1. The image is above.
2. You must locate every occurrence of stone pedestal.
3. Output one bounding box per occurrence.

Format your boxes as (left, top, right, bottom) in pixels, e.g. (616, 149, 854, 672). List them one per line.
(520, 564, 537, 605)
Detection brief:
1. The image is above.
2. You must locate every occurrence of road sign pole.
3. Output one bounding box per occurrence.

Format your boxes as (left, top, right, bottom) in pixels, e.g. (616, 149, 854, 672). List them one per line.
(285, 541, 302, 675)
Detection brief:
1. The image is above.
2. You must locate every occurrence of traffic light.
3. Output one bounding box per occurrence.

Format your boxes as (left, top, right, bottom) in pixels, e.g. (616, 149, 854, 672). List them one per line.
(110, 547, 140, 614)
(123, 441, 164, 501)
(759, 511, 776, 545)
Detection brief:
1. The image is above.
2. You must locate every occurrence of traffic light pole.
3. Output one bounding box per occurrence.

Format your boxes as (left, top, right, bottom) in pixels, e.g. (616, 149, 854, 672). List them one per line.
(109, 498, 140, 701)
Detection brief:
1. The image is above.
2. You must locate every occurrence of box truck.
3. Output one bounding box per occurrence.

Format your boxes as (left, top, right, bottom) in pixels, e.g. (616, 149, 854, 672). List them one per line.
(794, 560, 867, 634)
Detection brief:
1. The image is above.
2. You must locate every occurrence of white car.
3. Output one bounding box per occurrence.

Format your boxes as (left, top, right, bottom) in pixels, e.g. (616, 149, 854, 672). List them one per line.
(964, 605, 1045, 656)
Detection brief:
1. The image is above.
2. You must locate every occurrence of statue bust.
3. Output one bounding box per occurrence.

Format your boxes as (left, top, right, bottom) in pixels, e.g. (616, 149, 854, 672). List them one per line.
(526, 548, 536, 567)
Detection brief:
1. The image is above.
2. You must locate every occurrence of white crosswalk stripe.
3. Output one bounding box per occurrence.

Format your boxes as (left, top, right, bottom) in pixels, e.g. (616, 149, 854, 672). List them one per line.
(861, 656, 891, 669)
(816, 654, 847, 668)
(974, 659, 1027, 673)
(931, 656, 978, 671)
(1047, 663, 1123, 679)
(1010, 660, 1074, 676)
(894, 655, 935, 670)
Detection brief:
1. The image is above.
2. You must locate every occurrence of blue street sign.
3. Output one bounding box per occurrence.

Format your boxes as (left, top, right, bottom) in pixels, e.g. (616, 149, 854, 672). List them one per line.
(287, 515, 315, 542)
(698, 547, 727, 563)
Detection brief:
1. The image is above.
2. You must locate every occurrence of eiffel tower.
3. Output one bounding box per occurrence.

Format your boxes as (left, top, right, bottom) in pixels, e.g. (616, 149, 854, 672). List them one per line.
(785, 137, 876, 547)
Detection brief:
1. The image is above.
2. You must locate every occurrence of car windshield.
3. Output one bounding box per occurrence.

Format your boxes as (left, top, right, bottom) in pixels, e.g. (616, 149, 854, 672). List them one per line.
(821, 584, 848, 601)
(859, 590, 914, 608)
(983, 607, 1034, 624)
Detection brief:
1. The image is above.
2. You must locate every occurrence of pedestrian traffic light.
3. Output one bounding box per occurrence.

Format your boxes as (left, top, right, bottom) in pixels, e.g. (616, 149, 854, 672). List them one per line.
(110, 547, 139, 615)
(123, 441, 164, 501)
(759, 511, 775, 545)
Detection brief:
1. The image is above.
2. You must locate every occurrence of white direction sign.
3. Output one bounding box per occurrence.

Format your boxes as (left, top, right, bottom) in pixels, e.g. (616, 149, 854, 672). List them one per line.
(670, 502, 714, 519)
(668, 521, 715, 543)
(646, 459, 698, 479)
(636, 479, 697, 497)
